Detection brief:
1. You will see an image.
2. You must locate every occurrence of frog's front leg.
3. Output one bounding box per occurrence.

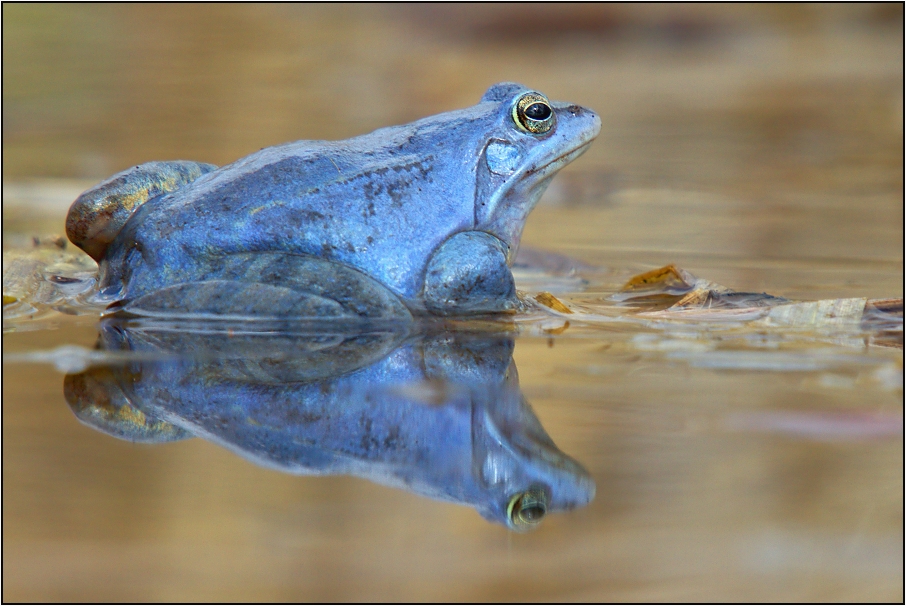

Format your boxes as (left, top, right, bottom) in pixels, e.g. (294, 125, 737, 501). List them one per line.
(423, 231, 518, 316)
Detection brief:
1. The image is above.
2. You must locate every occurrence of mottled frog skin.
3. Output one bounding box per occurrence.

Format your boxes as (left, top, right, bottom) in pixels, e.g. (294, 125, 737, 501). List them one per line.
(67, 83, 600, 318)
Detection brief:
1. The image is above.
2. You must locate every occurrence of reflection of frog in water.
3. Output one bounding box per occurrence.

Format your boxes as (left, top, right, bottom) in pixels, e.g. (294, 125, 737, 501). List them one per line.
(65, 321, 595, 530)
(65, 83, 600, 319)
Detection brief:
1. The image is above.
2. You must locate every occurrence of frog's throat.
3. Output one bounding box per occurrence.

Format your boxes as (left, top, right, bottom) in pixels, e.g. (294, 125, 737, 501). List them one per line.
(479, 139, 594, 256)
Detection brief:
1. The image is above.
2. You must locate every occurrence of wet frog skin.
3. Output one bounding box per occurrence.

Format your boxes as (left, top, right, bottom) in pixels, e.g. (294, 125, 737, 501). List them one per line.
(66, 83, 600, 318)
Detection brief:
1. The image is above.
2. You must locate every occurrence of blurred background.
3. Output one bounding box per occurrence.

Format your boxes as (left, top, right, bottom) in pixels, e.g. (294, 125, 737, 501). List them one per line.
(3, 4, 903, 602)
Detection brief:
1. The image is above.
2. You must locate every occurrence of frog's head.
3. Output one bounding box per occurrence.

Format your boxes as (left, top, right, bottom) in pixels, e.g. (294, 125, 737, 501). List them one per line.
(470, 363, 596, 531)
(473, 83, 601, 259)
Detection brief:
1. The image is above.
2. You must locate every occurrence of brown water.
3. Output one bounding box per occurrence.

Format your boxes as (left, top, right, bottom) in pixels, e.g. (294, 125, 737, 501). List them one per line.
(3, 5, 903, 602)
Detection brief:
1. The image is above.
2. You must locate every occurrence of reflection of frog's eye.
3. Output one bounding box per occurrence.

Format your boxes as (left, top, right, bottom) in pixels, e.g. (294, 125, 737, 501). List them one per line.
(513, 93, 555, 135)
(506, 486, 549, 530)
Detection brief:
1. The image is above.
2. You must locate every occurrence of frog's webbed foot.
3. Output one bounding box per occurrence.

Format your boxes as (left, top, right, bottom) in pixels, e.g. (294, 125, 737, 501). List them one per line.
(423, 231, 518, 316)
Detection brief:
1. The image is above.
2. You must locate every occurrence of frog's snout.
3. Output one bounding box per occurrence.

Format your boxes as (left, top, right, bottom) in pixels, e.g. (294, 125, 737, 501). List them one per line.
(551, 101, 601, 147)
(573, 105, 602, 139)
(588, 110, 602, 136)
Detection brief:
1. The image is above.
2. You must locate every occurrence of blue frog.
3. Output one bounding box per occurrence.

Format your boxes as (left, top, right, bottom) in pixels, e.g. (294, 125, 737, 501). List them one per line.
(66, 83, 600, 319)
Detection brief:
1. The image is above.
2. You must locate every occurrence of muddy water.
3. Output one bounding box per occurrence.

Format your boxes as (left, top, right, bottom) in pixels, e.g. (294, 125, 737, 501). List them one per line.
(3, 5, 903, 602)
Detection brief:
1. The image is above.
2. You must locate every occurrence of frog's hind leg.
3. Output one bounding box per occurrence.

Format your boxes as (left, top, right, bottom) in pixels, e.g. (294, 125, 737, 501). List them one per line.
(116, 252, 413, 323)
(66, 161, 217, 262)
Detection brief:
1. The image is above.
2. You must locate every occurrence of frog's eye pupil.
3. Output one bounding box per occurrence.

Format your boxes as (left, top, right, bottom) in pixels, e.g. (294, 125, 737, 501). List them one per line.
(513, 93, 555, 135)
(520, 504, 545, 522)
(524, 103, 551, 120)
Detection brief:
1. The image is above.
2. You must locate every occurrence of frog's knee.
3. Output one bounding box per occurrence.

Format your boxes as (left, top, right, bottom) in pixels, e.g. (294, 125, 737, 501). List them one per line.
(423, 231, 517, 315)
(66, 160, 217, 262)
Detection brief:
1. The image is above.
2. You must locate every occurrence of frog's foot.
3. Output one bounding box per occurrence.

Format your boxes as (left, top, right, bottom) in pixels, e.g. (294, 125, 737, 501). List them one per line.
(67, 161, 217, 262)
(423, 231, 518, 316)
(114, 252, 413, 323)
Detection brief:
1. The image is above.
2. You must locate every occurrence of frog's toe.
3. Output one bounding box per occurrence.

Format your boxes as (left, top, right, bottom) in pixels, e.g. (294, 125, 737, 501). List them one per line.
(424, 231, 517, 316)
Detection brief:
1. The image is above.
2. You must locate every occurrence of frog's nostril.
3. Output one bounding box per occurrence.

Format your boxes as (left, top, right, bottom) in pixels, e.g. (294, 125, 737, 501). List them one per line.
(566, 105, 582, 116)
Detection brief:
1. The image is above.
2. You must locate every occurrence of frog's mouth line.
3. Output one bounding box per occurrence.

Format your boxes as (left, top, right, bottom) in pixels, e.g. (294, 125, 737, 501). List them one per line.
(530, 140, 595, 177)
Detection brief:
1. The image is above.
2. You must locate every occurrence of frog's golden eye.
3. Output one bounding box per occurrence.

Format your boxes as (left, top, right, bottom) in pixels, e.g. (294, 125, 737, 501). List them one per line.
(513, 93, 555, 135)
(506, 486, 548, 530)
